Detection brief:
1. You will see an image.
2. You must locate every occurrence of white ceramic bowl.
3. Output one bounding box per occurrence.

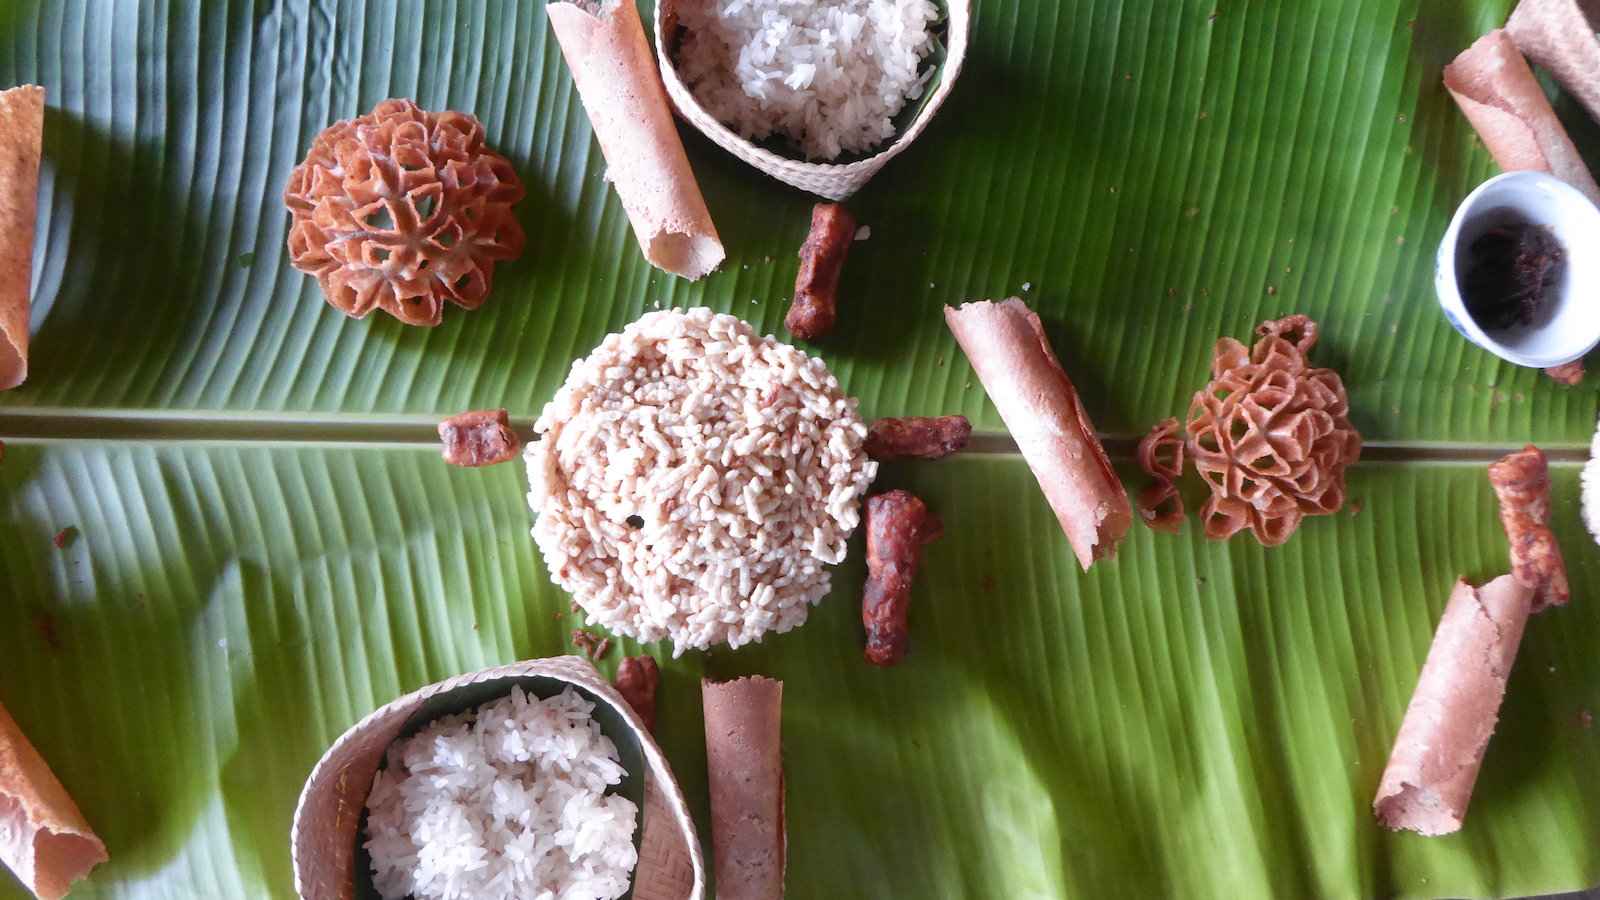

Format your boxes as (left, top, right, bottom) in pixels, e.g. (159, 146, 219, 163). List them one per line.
(1434, 170, 1600, 368)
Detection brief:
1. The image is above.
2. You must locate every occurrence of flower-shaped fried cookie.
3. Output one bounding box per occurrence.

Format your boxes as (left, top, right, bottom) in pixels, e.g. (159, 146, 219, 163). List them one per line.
(284, 99, 525, 326)
(1185, 316, 1361, 546)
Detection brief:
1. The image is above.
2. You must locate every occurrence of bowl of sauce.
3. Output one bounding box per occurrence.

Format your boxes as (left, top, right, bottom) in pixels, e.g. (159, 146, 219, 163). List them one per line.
(1435, 170, 1600, 369)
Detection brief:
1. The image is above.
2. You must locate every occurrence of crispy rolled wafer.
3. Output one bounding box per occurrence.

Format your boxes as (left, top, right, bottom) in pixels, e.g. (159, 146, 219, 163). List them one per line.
(702, 676, 783, 900)
(548, 0, 724, 280)
(1506, 0, 1600, 124)
(1489, 444, 1569, 611)
(1444, 30, 1600, 205)
(944, 299, 1131, 569)
(1374, 575, 1535, 835)
(0, 85, 42, 391)
(0, 700, 108, 900)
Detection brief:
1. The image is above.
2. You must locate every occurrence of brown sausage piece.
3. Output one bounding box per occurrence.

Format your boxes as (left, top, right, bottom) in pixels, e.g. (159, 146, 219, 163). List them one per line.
(785, 202, 856, 341)
(865, 416, 972, 461)
(614, 655, 660, 733)
(862, 490, 944, 666)
(1545, 360, 1584, 385)
(1488, 444, 1569, 611)
(437, 408, 521, 467)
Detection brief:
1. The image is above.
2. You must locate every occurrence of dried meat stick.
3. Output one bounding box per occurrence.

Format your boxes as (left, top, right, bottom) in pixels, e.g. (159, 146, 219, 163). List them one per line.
(864, 415, 972, 461)
(613, 655, 660, 733)
(785, 203, 856, 341)
(1544, 360, 1583, 386)
(1489, 444, 1569, 610)
(437, 408, 521, 467)
(863, 490, 943, 667)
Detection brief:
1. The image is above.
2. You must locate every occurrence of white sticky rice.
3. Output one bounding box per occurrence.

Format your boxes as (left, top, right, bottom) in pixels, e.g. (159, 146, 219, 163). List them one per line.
(364, 686, 639, 900)
(526, 308, 877, 654)
(1583, 414, 1600, 547)
(674, 0, 942, 160)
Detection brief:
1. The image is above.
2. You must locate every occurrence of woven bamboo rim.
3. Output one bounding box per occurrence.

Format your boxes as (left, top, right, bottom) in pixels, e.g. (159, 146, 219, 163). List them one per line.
(290, 656, 704, 900)
(654, 0, 971, 201)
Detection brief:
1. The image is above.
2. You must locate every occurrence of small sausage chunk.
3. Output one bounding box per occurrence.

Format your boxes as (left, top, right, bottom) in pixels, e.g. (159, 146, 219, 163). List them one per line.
(1488, 445, 1569, 611)
(614, 656, 660, 733)
(785, 202, 857, 341)
(438, 408, 521, 467)
(865, 415, 972, 461)
(862, 490, 944, 666)
(1545, 360, 1584, 385)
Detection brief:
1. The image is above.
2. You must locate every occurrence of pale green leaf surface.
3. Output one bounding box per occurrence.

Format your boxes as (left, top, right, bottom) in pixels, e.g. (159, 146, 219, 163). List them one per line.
(0, 0, 1594, 443)
(1, 445, 1597, 899)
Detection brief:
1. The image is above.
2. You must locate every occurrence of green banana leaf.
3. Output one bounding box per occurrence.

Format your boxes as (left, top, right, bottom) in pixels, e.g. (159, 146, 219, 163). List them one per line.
(2, 448, 1598, 899)
(0, 0, 1598, 898)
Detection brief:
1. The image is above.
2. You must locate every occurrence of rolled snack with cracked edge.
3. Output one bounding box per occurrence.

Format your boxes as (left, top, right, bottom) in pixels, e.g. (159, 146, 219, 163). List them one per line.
(0, 701, 108, 900)
(547, 0, 725, 279)
(1444, 29, 1600, 205)
(785, 203, 856, 341)
(1506, 0, 1600, 125)
(865, 415, 972, 461)
(0, 85, 42, 391)
(1374, 575, 1535, 835)
(702, 676, 783, 900)
(1489, 444, 1570, 611)
(944, 298, 1131, 569)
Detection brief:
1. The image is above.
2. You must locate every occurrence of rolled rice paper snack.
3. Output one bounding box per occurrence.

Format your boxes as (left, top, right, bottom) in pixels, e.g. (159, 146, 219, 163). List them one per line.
(944, 299, 1131, 569)
(548, 0, 724, 279)
(0, 85, 43, 391)
(0, 701, 108, 900)
(292, 657, 704, 900)
(1374, 576, 1535, 835)
(703, 677, 784, 900)
(1443, 30, 1600, 205)
(1506, 0, 1600, 124)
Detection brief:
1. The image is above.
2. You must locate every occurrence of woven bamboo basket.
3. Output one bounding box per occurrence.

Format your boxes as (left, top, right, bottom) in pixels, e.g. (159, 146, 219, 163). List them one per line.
(290, 656, 704, 900)
(654, 0, 971, 201)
